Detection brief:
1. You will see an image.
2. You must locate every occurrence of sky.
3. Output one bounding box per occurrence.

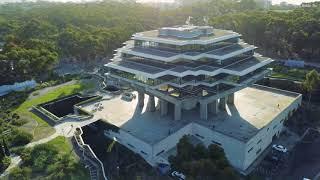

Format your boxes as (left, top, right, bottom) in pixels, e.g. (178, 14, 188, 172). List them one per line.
(0, 0, 317, 5)
(137, 0, 317, 5)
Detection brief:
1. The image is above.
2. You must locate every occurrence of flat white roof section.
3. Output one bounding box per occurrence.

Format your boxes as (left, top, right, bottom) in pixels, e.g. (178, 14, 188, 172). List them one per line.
(159, 25, 214, 39)
(82, 86, 301, 144)
(132, 29, 240, 46)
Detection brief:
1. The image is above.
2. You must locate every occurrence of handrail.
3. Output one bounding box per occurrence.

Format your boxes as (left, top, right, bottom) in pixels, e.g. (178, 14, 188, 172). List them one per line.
(74, 127, 108, 180)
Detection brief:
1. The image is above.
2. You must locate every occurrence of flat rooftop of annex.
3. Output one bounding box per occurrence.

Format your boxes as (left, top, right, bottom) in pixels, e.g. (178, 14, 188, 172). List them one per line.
(81, 85, 300, 144)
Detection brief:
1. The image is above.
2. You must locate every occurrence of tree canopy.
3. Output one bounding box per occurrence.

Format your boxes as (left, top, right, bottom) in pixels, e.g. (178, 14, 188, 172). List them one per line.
(169, 136, 238, 179)
(0, 0, 319, 84)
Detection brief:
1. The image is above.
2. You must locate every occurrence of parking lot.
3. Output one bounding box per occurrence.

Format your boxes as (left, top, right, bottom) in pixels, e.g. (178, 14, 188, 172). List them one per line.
(254, 128, 320, 180)
(253, 128, 299, 178)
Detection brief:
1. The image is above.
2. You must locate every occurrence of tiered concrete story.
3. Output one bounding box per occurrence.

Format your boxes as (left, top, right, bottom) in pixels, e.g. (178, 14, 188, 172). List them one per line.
(101, 25, 302, 172)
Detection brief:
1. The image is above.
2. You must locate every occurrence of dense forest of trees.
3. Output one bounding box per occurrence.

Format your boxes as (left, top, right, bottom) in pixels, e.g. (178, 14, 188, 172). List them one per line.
(210, 9, 320, 60)
(0, 0, 319, 84)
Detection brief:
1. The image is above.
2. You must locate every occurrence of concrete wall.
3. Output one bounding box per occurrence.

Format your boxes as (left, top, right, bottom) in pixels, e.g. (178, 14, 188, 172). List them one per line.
(153, 124, 193, 156)
(104, 129, 154, 165)
(192, 123, 246, 170)
(104, 123, 247, 170)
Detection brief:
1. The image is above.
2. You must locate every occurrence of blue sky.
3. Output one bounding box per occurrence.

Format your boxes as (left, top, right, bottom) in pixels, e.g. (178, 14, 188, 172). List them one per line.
(137, 0, 317, 5)
(0, 0, 316, 5)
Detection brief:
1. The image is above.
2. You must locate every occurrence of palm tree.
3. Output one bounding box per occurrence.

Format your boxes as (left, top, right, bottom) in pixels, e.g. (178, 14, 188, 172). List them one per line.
(303, 70, 320, 108)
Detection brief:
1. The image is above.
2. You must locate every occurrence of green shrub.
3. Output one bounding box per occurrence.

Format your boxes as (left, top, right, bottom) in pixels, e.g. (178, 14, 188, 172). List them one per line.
(2, 156, 11, 168)
(10, 146, 25, 155)
(0, 156, 11, 172)
(10, 130, 33, 147)
(11, 118, 28, 126)
(28, 144, 59, 172)
(32, 92, 39, 96)
(9, 167, 31, 180)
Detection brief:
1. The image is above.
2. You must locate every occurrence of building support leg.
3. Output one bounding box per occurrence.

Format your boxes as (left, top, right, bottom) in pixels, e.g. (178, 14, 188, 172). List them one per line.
(219, 97, 226, 111)
(174, 103, 181, 121)
(227, 93, 234, 104)
(208, 100, 219, 115)
(148, 95, 156, 112)
(138, 91, 145, 108)
(200, 103, 208, 120)
(160, 100, 168, 116)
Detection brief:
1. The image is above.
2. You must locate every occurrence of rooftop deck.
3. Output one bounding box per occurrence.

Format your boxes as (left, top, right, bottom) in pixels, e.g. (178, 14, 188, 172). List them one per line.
(133, 29, 239, 42)
(81, 86, 301, 144)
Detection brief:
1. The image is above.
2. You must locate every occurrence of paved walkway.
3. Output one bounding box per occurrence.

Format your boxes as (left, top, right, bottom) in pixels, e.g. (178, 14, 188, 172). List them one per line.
(0, 155, 22, 178)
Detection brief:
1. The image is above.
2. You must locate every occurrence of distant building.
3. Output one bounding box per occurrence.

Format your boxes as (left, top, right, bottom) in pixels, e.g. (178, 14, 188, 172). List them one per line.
(141, 1, 179, 9)
(284, 60, 304, 68)
(103, 25, 302, 173)
(301, 1, 320, 7)
(0, 80, 37, 96)
(255, 0, 272, 9)
(175, 0, 209, 6)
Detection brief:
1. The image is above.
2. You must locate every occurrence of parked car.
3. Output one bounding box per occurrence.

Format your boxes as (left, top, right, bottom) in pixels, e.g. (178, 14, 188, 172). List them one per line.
(171, 171, 185, 180)
(121, 92, 134, 101)
(272, 144, 288, 153)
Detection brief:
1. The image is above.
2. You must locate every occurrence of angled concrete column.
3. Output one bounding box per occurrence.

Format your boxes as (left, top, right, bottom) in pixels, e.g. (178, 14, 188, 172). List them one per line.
(138, 91, 145, 108)
(160, 99, 168, 116)
(174, 103, 182, 120)
(148, 95, 156, 112)
(200, 103, 208, 120)
(208, 100, 219, 115)
(227, 93, 234, 104)
(219, 97, 226, 111)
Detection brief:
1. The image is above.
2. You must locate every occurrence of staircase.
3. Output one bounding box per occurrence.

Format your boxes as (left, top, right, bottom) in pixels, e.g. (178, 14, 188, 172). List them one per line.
(72, 127, 108, 180)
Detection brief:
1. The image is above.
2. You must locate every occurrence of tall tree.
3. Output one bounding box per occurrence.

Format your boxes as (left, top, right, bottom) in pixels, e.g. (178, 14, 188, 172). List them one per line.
(303, 70, 320, 107)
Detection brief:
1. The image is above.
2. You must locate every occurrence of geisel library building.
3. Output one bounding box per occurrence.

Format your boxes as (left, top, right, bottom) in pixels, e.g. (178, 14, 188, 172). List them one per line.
(103, 25, 302, 172)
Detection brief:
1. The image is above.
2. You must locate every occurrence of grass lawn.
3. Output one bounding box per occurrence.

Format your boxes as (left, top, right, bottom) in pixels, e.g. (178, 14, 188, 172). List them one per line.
(14, 80, 95, 141)
(48, 136, 90, 180)
(270, 68, 307, 82)
(270, 72, 303, 81)
(47, 136, 73, 154)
